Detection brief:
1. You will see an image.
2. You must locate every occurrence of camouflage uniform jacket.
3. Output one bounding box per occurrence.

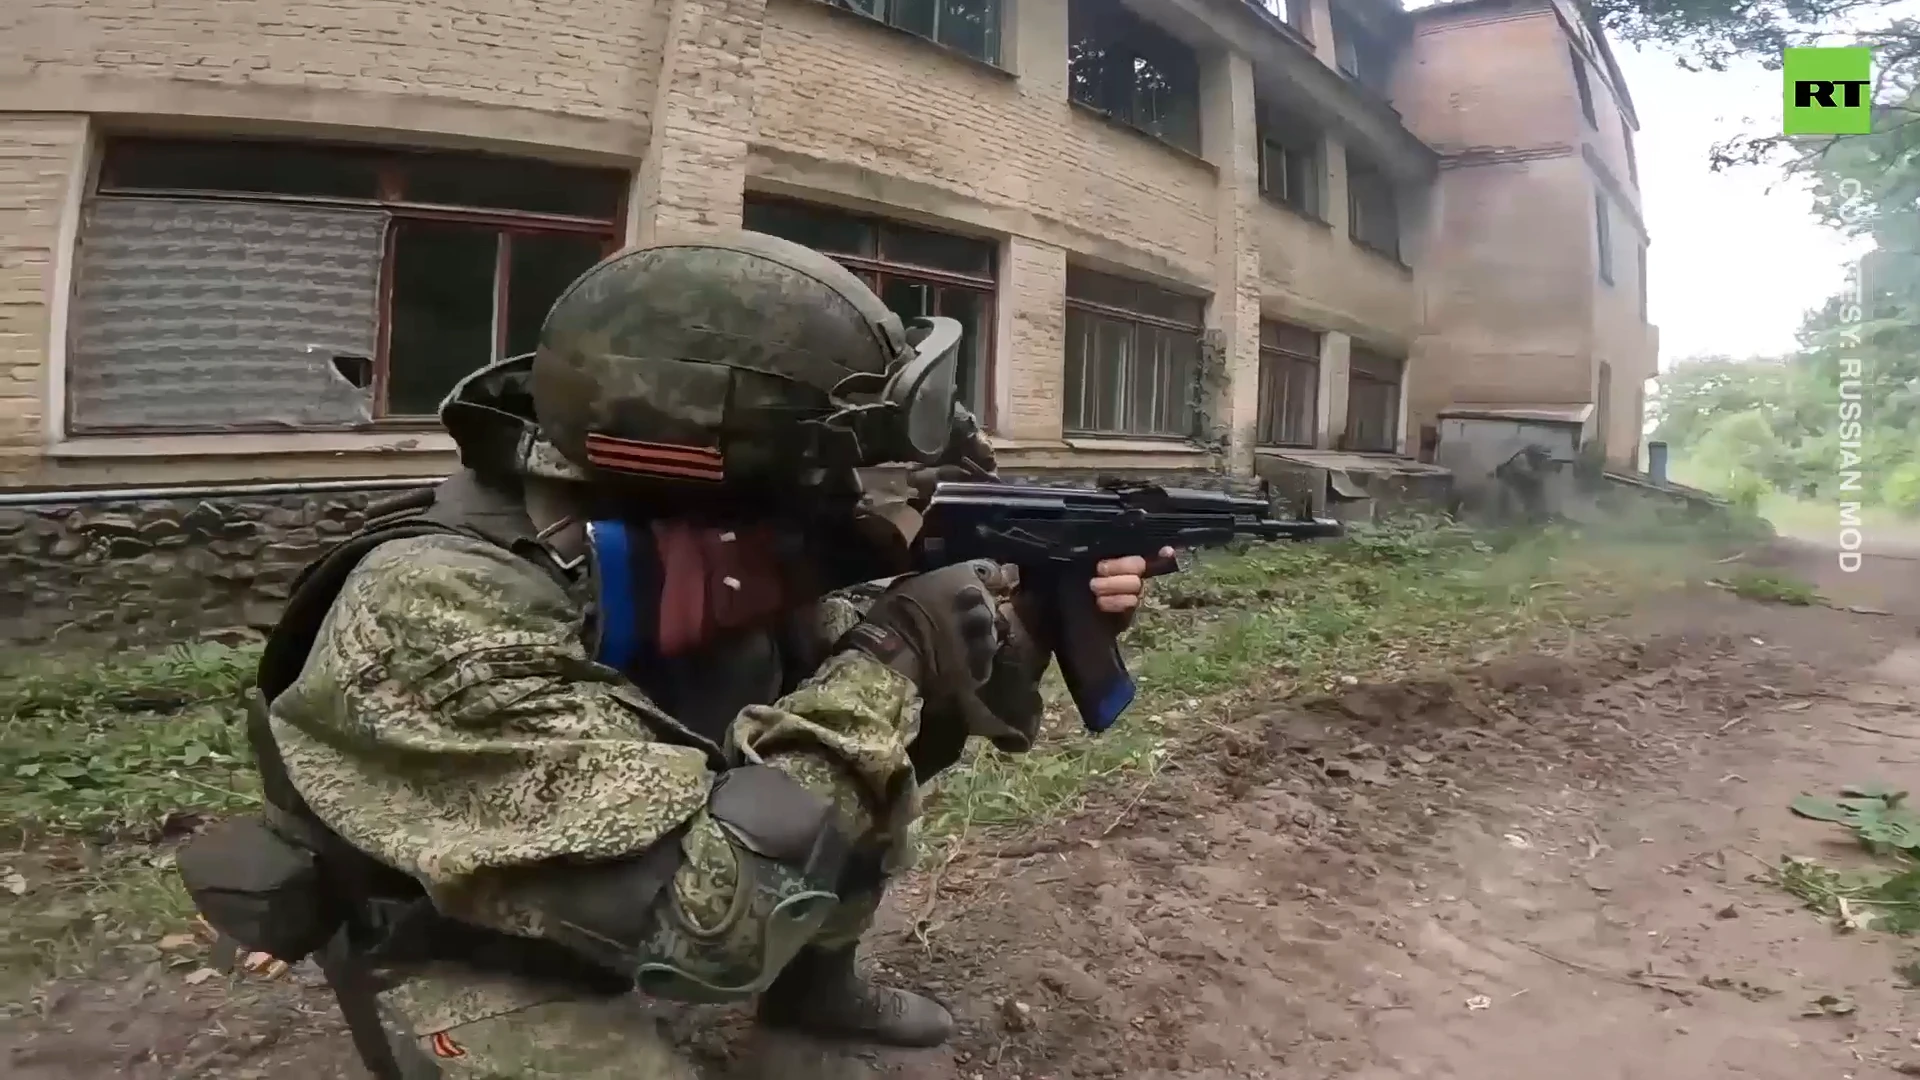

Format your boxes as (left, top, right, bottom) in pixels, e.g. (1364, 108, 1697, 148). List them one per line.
(268, 529, 917, 992)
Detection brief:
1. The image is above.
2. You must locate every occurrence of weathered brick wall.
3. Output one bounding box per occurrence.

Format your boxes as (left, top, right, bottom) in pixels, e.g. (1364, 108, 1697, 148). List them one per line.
(635, 0, 766, 240)
(995, 239, 1070, 442)
(755, 0, 1219, 280)
(1, 0, 666, 129)
(0, 114, 83, 478)
(1257, 187, 1418, 346)
(1394, 3, 1584, 155)
(1395, 1, 1656, 454)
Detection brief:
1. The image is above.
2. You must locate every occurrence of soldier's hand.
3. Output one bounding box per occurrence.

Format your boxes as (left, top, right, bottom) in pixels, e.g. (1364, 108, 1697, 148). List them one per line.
(909, 594, 1047, 782)
(840, 560, 1016, 707)
(1089, 546, 1175, 630)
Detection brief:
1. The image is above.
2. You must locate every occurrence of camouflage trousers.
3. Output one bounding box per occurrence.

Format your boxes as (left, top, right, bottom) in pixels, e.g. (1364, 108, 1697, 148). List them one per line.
(354, 892, 884, 1079)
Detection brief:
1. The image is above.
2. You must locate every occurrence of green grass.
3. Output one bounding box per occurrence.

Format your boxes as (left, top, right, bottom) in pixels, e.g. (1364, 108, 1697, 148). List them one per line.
(0, 643, 261, 837)
(0, 643, 259, 998)
(915, 510, 1743, 845)
(0, 509, 1751, 993)
(1713, 568, 1824, 607)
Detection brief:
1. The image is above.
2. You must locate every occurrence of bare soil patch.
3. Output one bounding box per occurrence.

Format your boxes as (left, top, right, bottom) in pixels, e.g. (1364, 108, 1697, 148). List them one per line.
(8, 538, 1920, 1078)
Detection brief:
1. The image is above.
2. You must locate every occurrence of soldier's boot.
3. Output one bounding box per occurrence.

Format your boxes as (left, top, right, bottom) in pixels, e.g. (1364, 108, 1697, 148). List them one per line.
(756, 945, 954, 1047)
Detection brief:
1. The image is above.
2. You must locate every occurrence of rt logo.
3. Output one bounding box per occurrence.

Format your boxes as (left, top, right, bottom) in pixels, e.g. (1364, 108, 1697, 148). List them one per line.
(1783, 47, 1873, 135)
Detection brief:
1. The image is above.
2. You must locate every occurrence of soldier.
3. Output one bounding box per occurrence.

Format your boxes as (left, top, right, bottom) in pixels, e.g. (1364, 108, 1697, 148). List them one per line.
(178, 231, 1161, 1078)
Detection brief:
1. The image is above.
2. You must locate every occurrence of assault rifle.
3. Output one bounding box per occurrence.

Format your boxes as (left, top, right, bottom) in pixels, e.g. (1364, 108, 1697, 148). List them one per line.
(909, 478, 1343, 734)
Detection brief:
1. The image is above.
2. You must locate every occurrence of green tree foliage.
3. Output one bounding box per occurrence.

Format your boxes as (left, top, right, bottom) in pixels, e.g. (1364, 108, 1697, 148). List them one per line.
(1587, 0, 1902, 72)
(1614, 0, 1920, 515)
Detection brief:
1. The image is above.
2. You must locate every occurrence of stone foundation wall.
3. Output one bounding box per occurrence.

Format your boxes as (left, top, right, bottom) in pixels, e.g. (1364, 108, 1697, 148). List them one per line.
(0, 489, 396, 650)
(0, 465, 1256, 652)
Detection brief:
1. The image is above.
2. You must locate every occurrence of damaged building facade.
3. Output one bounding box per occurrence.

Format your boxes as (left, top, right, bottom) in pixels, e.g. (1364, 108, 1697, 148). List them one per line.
(0, 0, 1655, 642)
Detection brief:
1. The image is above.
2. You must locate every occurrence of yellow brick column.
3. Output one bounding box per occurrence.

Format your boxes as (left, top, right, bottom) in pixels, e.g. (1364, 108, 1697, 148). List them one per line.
(632, 0, 767, 243)
(0, 114, 88, 476)
(995, 238, 1069, 441)
(1314, 134, 1356, 450)
(1306, 0, 1341, 67)
(1199, 49, 1263, 474)
(990, 0, 1072, 442)
(1316, 332, 1351, 449)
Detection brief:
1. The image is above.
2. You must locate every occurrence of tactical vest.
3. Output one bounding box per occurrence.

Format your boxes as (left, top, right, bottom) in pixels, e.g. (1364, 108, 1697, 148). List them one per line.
(183, 470, 804, 964)
(177, 473, 578, 956)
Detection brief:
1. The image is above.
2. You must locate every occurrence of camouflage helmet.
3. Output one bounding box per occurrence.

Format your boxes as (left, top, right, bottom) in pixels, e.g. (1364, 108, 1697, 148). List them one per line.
(528, 229, 964, 491)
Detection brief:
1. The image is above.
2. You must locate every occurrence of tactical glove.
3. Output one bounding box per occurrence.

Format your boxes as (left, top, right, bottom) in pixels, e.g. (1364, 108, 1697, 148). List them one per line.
(908, 591, 1049, 782)
(837, 560, 1015, 708)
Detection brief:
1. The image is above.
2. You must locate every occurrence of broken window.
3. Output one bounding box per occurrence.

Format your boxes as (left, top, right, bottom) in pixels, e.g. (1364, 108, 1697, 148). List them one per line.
(1347, 155, 1401, 261)
(1256, 320, 1320, 447)
(1063, 267, 1205, 438)
(744, 196, 998, 416)
(1345, 346, 1403, 454)
(1067, 0, 1202, 155)
(1259, 104, 1323, 219)
(67, 137, 624, 434)
(827, 0, 1003, 64)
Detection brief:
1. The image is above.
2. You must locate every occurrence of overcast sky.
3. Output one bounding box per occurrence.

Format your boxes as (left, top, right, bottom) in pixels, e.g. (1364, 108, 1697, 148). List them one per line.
(1613, 45, 1870, 366)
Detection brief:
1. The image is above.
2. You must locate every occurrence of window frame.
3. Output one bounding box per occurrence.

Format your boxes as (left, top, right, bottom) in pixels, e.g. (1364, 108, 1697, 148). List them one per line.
(74, 136, 628, 435)
(1248, 0, 1312, 38)
(1330, 11, 1392, 95)
(1636, 242, 1648, 322)
(1062, 267, 1207, 440)
(826, 0, 1004, 66)
(1595, 192, 1614, 286)
(1066, 0, 1204, 155)
(1257, 105, 1324, 220)
(1344, 346, 1404, 454)
(1255, 319, 1321, 448)
(1346, 155, 1402, 262)
(1287, 0, 1313, 37)
(1621, 115, 1639, 187)
(741, 195, 1000, 422)
(1569, 45, 1598, 128)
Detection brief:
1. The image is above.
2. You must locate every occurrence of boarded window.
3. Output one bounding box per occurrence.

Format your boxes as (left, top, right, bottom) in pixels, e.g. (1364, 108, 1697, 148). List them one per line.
(67, 198, 388, 431)
(1063, 267, 1204, 438)
(70, 137, 626, 433)
(1256, 320, 1320, 447)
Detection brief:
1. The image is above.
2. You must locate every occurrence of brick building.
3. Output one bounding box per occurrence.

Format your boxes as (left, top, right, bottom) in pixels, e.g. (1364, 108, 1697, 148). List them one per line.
(0, 0, 1653, 493)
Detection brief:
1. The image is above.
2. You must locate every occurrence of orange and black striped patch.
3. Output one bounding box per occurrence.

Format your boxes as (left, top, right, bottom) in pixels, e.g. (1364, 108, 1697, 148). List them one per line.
(428, 1032, 467, 1059)
(583, 434, 726, 482)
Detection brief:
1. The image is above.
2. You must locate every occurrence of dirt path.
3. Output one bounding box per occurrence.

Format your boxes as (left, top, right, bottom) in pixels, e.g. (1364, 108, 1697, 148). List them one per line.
(9, 538, 1920, 1079)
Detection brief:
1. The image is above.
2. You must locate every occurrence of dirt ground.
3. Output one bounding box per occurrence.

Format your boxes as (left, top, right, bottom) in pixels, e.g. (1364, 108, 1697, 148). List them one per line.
(7, 534, 1920, 1079)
